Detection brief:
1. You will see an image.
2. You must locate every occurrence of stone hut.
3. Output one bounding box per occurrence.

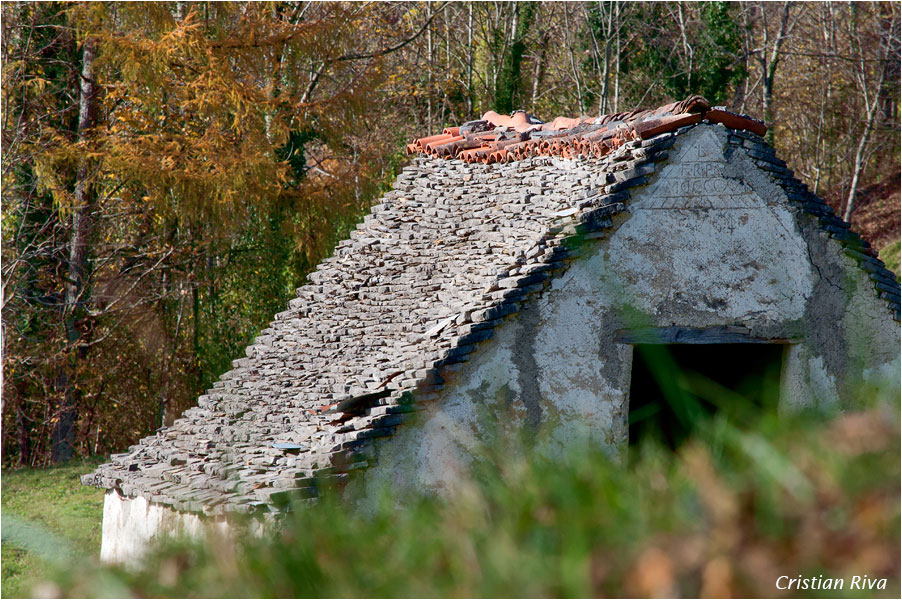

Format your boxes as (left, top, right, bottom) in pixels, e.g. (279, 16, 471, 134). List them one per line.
(84, 96, 901, 563)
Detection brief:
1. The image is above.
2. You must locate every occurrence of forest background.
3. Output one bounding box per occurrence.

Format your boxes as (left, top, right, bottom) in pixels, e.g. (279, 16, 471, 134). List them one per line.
(2, 1, 900, 467)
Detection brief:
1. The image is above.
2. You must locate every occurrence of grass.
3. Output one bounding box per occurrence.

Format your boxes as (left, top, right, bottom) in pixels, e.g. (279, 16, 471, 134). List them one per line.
(32, 402, 902, 598)
(1, 377, 898, 598)
(1, 457, 105, 598)
(879, 239, 900, 276)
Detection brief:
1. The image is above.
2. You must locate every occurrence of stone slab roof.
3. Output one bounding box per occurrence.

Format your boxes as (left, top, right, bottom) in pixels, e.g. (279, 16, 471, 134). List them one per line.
(83, 97, 900, 516)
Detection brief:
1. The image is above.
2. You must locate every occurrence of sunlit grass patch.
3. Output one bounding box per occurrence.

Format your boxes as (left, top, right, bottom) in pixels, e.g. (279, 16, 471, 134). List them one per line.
(1, 457, 105, 598)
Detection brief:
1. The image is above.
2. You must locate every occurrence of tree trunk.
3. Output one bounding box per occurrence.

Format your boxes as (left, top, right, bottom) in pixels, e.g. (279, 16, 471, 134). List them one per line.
(677, 2, 693, 93)
(53, 37, 98, 463)
(583, 3, 607, 114)
(760, 2, 796, 145)
(426, 3, 434, 131)
(467, 2, 473, 115)
(564, 8, 584, 112)
(531, 30, 550, 109)
(613, 1, 621, 112)
(738, 1, 752, 113)
(842, 15, 892, 222)
(14, 381, 30, 466)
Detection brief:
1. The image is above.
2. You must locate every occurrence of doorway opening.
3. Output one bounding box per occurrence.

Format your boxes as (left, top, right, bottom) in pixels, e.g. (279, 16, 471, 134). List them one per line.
(628, 343, 785, 449)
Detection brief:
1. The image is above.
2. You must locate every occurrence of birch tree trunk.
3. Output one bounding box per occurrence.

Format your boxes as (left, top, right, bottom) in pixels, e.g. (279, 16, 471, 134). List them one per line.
(677, 2, 693, 93)
(812, 3, 837, 196)
(759, 2, 800, 144)
(531, 29, 550, 108)
(53, 36, 98, 462)
(467, 2, 473, 115)
(842, 7, 894, 222)
(427, 3, 434, 132)
(564, 7, 584, 112)
(613, 1, 621, 112)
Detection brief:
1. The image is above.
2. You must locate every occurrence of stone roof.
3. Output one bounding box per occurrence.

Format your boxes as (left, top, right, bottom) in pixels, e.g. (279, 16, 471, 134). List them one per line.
(83, 97, 901, 516)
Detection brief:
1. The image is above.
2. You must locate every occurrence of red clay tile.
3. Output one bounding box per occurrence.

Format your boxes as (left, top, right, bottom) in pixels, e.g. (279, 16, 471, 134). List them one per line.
(705, 108, 767, 136)
(428, 135, 464, 155)
(470, 147, 493, 162)
(423, 134, 458, 153)
(410, 96, 764, 164)
(632, 113, 702, 140)
(510, 112, 530, 128)
(414, 133, 451, 150)
(543, 116, 582, 131)
(458, 148, 481, 163)
(490, 138, 522, 151)
(480, 110, 541, 133)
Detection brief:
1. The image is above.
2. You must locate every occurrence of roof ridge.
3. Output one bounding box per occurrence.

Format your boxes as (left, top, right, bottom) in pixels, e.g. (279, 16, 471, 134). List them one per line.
(407, 95, 766, 164)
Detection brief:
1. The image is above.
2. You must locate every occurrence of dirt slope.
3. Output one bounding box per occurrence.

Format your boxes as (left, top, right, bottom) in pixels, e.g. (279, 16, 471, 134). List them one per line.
(823, 172, 900, 249)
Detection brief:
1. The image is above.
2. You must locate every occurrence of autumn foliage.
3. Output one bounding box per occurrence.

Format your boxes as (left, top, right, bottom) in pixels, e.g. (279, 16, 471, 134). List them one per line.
(2, 2, 899, 465)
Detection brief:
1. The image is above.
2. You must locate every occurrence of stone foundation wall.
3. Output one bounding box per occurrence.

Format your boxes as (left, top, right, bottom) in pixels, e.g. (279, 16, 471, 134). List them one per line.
(100, 490, 204, 563)
(98, 490, 249, 564)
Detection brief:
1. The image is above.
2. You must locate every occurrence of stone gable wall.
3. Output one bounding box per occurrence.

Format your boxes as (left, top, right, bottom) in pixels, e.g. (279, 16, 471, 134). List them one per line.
(352, 126, 900, 498)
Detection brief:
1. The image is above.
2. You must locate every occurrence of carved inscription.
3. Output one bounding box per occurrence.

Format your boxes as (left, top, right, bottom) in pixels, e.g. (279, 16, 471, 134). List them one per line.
(681, 162, 723, 177)
(642, 134, 764, 210)
(656, 168, 732, 196)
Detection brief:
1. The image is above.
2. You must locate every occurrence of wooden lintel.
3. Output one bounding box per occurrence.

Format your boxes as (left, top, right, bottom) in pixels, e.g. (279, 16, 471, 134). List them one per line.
(614, 326, 796, 345)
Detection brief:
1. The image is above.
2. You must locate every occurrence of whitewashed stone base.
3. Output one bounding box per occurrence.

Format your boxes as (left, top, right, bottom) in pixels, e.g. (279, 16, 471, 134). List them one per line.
(100, 490, 206, 564)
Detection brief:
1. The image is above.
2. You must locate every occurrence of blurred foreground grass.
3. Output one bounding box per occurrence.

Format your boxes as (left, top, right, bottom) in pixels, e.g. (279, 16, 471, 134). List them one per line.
(1, 457, 105, 598)
(19, 400, 899, 599)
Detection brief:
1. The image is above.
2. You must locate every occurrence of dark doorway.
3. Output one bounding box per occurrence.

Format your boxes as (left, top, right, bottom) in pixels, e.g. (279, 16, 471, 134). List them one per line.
(628, 344, 785, 449)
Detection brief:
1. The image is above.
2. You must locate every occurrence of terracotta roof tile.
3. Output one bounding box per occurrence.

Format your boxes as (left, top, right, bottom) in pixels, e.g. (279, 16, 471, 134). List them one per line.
(409, 95, 767, 164)
(705, 107, 768, 137)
